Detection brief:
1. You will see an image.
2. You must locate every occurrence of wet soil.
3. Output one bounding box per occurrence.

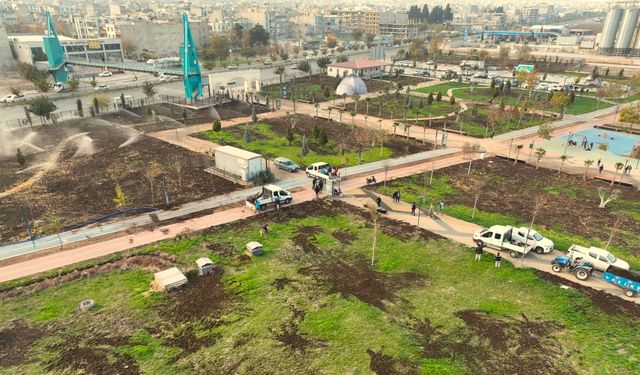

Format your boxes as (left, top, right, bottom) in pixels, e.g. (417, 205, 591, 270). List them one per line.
(0, 118, 240, 243)
(0, 320, 47, 366)
(536, 270, 640, 319)
(161, 268, 235, 323)
(367, 348, 416, 375)
(411, 311, 574, 375)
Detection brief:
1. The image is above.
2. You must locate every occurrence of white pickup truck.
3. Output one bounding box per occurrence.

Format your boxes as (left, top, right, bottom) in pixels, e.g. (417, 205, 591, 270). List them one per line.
(473, 225, 534, 258)
(246, 184, 293, 211)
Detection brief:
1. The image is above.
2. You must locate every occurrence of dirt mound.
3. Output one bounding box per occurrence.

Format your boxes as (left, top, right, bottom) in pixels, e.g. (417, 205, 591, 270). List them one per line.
(410, 311, 573, 375)
(52, 343, 139, 375)
(206, 242, 236, 257)
(0, 321, 47, 366)
(1, 253, 178, 300)
(215, 100, 269, 120)
(367, 349, 416, 375)
(161, 268, 235, 323)
(536, 270, 640, 319)
(292, 225, 324, 253)
(332, 229, 357, 244)
(299, 255, 426, 311)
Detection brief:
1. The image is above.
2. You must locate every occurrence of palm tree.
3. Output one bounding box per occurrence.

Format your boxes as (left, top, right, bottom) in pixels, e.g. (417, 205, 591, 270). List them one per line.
(327, 107, 332, 121)
(534, 147, 546, 169)
(314, 102, 319, 118)
(514, 144, 524, 164)
(583, 159, 594, 180)
(350, 111, 356, 128)
(611, 162, 624, 186)
(338, 109, 344, 125)
(559, 155, 568, 173)
(392, 122, 399, 137)
(352, 93, 361, 113)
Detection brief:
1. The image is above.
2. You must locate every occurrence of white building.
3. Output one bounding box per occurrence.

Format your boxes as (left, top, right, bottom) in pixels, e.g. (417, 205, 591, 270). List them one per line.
(104, 20, 211, 55)
(0, 24, 15, 70)
(9, 34, 123, 65)
(214, 146, 266, 183)
(327, 60, 390, 78)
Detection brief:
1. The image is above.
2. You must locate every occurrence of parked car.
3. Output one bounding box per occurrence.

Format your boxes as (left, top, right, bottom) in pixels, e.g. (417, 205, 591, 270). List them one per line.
(473, 225, 534, 258)
(291, 65, 298, 70)
(159, 75, 173, 81)
(227, 64, 238, 69)
(273, 157, 300, 172)
(4, 94, 25, 103)
(227, 79, 237, 85)
(0, 94, 13, 103)
(568, 245, 630, 272)
(95, 84, 109, 90)
(305, 162, 330, 177)
(264, 60, 273, 65)
(246, 184, 293, 210)
(511, 227, 554, 254)
(97, 71, 112, 77)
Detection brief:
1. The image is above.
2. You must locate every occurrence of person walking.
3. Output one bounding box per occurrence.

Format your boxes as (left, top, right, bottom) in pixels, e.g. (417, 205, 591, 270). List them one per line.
(411, 202, 417, 216)
(598, 164, 604, 174)
(396, 191, 401, 203)
(438, 201, 445, 213)
(255, 200, 261, 213)
(475, 242, 484, 261)
(376, 197, 382, 208)
(494, 252, 502, 268)
(314, 185, 320, 198)
(597, 159, 601, 167)
(274, 195, 281, 211)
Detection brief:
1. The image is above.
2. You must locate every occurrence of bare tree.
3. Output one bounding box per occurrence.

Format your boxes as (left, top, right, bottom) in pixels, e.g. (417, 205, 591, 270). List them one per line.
(559, 155, 568, 173)
(598, 187, 622, 208)
(520, 195, 546, 264)
(605, 215, 624, 250)
(45, 217, 64, 249)
(462, 142, 481, 175)
(513, 144, 524, 164)
(174, 158, 183, 194)
(583, 159, 594, 180)
(471, 179, 486, 219)
(383, 161, 390, 187)
(611, 162, 624, 186)
(143, 162, 162, 205)
(368, 205, 379, 266)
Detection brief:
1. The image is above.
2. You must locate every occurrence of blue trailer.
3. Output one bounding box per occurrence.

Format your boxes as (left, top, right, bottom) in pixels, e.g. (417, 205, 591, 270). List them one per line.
(603, 266, 640, 298)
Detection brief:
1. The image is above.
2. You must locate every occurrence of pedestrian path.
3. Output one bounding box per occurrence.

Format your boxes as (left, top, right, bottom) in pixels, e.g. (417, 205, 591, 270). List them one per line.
(341, 187, 638, 304)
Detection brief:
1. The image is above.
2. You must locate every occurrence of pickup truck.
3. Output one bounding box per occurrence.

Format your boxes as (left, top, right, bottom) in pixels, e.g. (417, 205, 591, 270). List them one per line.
(473, 225, 534, 258)
(511, 227, 554, 254)
(246, 184, 293, 211)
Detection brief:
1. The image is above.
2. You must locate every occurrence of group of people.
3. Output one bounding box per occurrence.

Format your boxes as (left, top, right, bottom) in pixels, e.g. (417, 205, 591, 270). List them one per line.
(391, 191, 401, 203)
(312, 177, 325, 198)
(475, 242, 503, 268)
(567, 136, 594, 151)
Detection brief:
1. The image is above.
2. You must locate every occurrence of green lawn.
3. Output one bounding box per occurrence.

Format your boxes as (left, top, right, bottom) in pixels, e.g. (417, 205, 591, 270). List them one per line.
(198, 122, 397, 168)
(455, 106, 551, 137)
(416, 82, 470, 96)
(0, 201, 638, 373)
(565, 95, 613, 115)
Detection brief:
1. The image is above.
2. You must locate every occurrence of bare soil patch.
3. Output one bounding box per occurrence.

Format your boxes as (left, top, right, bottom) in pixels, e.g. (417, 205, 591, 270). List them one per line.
(206, 242, 236, 257)
(536, 270, 640, 319)
(331, 229, 357, 244)
(272, 277, 294, 290)
(166, 324, 217, 360)
(299, 255, 426, 311)
(367, 348, 416, 375)
(161, 267, 235, 323)
(291, 225, 323, 253)
(0, 320, 47, 366)
(0, 118, 240, 243)
(51, 339, 139, 375)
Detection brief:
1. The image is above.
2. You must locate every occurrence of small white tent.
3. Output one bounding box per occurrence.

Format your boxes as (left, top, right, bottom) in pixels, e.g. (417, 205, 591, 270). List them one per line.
(335, 74, 368, 96)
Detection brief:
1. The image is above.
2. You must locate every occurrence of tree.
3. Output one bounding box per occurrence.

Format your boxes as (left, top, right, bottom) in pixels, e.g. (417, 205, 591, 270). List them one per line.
(435, 92, 442, 102)
(368, 204, 379, 266)
(9, 87, 20, 96)
(326, 33, 338, 48)
(67, 78, 80, 91)
(93, 97, 100, 114)
(142, 81, 156, 101)
(243, 125, 253, 143)
(113, 183, 128, 208)
(89, 76, 97, 88)
(534, 148, 546, 169)
(143, 162, 162, 205)
(618, 68, 625, 79)
(619, 107, 640, 129)
(611, 162, 624, 186)
(229, 23, 244, 49)
(286, 127, 294, 145)
(583, 159, 594, 180)
(516, 44, 531, 62)
(297, 60, 311, 76)
(274, 65, 285, 84)
(477, 49, 489, 62)
(23, 107, 32, 126)
(449, 95, 456, 105)
(598, 187, 621, 208)
(499, 46, 511, 66)
(462, 142, 481, 175)
(318, 129, 328, 146)
(316, 56, 331, 73)
(514, 144, 524, 164)
(471, 179, 486, 219)
(76, 99, 83, 117)
(33, 77, 53, 93)
(212, 119, 221, 132)
(550, 92, 570, 117)
(300, 134, 309, 157)
(16, 148, 26, 167)
(203, 35, 230, 62)
(251, 106, 258, 123)
(536, 123, 552, 141)
(45, 217, 64, 249)
(248, 24, 269, 46)
(559, 155, 568, 173)
(27, 95, 57, 124)
(93, 94, 110, 113)
(351, 29, 363, 42)
(429, 34, 443, 57)
(336, 54, 348, 63)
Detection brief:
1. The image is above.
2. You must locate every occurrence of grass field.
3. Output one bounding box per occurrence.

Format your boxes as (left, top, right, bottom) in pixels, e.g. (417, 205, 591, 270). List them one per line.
(0, 201, 638, 374)
(344, 93, 461, 120)
(374, 158, 640, 270)
(197, 116, 431, 168)
(416, 82, 470, 96)
(450, 105, 551, 138)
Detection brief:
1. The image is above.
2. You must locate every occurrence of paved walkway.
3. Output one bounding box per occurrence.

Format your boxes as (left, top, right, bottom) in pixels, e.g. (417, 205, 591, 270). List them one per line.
(342, 188, 638, 304)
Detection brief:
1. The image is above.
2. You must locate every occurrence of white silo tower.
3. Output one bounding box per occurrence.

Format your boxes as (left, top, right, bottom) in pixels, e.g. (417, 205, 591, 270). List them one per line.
(615, 7, 640, 49)
(600, 6, 624, 49)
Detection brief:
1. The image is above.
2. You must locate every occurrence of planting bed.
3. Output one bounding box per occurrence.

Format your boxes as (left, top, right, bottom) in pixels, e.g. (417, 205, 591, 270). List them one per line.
(128, 100, 269, 125)
(374, 157, 640, 268)
(0, 118, 240, 243)
(0, 200, 638, 373)
(343, 93, 461, 120)
(197, 115, 432, 167)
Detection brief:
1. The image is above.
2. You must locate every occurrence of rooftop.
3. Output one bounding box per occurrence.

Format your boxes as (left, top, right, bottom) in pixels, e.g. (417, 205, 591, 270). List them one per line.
(328, 60, 390, 69)
(215, 145, 262, 160)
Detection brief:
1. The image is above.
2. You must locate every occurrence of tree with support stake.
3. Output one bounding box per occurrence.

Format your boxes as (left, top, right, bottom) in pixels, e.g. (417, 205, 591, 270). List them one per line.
(45, 217, 64, 249)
